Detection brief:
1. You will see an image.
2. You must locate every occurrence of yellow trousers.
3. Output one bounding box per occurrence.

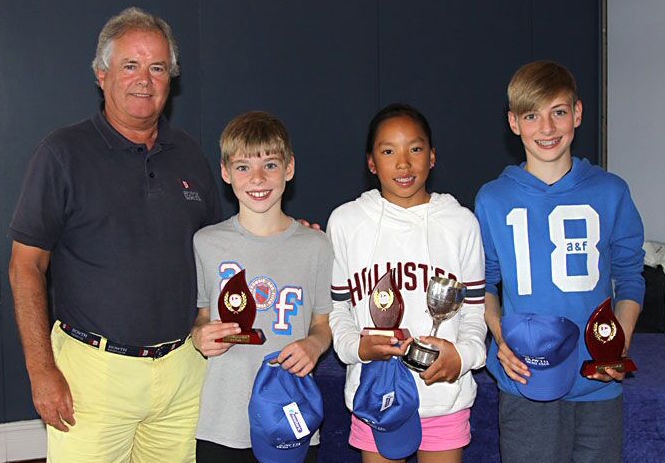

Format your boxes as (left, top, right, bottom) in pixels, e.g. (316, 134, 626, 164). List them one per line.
(47, 322, 206, 463)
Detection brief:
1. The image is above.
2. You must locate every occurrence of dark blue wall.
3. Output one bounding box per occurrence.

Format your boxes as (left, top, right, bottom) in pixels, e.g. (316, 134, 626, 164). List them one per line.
(0, 0, 600, 423)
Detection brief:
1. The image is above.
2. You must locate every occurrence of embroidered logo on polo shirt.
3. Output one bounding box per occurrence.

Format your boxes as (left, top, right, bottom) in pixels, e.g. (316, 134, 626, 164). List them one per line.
(180, 179, 202, 202)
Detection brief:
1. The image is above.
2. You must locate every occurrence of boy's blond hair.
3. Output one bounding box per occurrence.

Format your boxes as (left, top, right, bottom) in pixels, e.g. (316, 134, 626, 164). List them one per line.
(507, 60, 578, 115)
(220, 111, 293, 166)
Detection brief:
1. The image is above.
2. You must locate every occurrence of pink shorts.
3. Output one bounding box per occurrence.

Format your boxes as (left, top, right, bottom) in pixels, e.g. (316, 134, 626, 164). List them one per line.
(349, 408, 471, 453)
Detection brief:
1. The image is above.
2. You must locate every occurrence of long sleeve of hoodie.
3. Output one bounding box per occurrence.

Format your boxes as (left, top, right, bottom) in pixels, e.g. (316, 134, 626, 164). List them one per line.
(327, 209, 364, 365)
(611, 181, 645, 305)
(474, 193, 501, 297)
(453, 216, 488, 377)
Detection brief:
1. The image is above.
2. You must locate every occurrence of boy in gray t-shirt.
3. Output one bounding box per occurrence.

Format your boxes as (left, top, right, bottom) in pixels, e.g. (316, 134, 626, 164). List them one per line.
(191, 112, 333, 463)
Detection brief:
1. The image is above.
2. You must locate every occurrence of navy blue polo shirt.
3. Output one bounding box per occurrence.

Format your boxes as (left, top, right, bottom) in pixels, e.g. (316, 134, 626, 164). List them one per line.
(10, 112, 222, 345)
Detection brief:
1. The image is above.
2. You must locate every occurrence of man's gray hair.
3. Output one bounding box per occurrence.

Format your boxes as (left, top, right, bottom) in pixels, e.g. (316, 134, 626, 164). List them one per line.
(91, 7, 180, 77)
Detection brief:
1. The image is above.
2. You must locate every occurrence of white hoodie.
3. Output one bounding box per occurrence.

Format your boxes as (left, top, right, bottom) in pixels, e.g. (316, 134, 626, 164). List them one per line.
(327, 189, 487, 418)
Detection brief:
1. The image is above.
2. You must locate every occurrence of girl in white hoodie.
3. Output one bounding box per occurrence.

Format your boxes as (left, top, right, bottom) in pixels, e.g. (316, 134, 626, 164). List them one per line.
(327, 103, 487, 463)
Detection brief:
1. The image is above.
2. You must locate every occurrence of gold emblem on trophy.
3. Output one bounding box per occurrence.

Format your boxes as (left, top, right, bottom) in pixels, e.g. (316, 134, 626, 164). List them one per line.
(373, 288, 394, 311)
(592, 321, 616, 344)
(224, 292, 247, 314)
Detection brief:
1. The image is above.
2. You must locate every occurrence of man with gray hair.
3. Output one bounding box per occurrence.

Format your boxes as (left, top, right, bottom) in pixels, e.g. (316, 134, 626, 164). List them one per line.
(8, 7, 220, 462)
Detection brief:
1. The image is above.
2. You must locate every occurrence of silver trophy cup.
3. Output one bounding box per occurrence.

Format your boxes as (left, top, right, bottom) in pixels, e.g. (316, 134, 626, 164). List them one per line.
(402, 276, 466, 372)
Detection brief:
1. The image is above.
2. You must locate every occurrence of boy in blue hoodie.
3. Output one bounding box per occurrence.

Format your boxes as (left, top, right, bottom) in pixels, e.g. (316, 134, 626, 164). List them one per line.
(474, 61, 644, 463)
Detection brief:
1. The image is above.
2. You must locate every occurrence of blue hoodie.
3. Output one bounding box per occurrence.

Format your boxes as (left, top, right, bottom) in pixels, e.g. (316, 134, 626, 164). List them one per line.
(475, 157, 644, 401)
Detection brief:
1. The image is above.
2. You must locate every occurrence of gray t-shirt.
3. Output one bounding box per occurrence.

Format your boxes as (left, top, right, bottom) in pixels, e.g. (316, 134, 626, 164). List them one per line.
(194, 215, 333, 448)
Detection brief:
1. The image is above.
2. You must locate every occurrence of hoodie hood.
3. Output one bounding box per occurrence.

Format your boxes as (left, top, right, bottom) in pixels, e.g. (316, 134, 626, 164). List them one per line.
(353, 189, 464, 276)
(500, 157, 600, 195)
(355, 189, 461, 230)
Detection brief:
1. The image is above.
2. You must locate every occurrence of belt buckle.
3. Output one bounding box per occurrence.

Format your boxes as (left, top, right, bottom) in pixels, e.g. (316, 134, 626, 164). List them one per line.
(153, 343, 173, 359)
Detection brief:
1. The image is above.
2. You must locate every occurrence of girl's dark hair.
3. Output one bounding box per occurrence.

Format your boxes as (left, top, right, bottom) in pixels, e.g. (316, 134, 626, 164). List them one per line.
(365, 103, 433, 154)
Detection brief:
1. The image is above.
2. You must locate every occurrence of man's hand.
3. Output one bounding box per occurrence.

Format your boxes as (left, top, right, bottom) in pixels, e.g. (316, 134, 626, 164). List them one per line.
(496, 339, 530, 384)
(296, 219, 322, 231)
(358, 334, 412, 361)
(275, 337, 324, 377)
(418, 336, 462, 385)
(191, 320, 240, 357)
(30, 365, 75, 432)
(9, 241, 74, 430)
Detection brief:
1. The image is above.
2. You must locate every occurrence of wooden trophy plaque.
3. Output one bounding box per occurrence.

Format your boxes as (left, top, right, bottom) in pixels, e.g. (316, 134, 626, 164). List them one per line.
(581, 298, 636, 376)
(360, 270, 411, 340)
(217, 269, 266, 344)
